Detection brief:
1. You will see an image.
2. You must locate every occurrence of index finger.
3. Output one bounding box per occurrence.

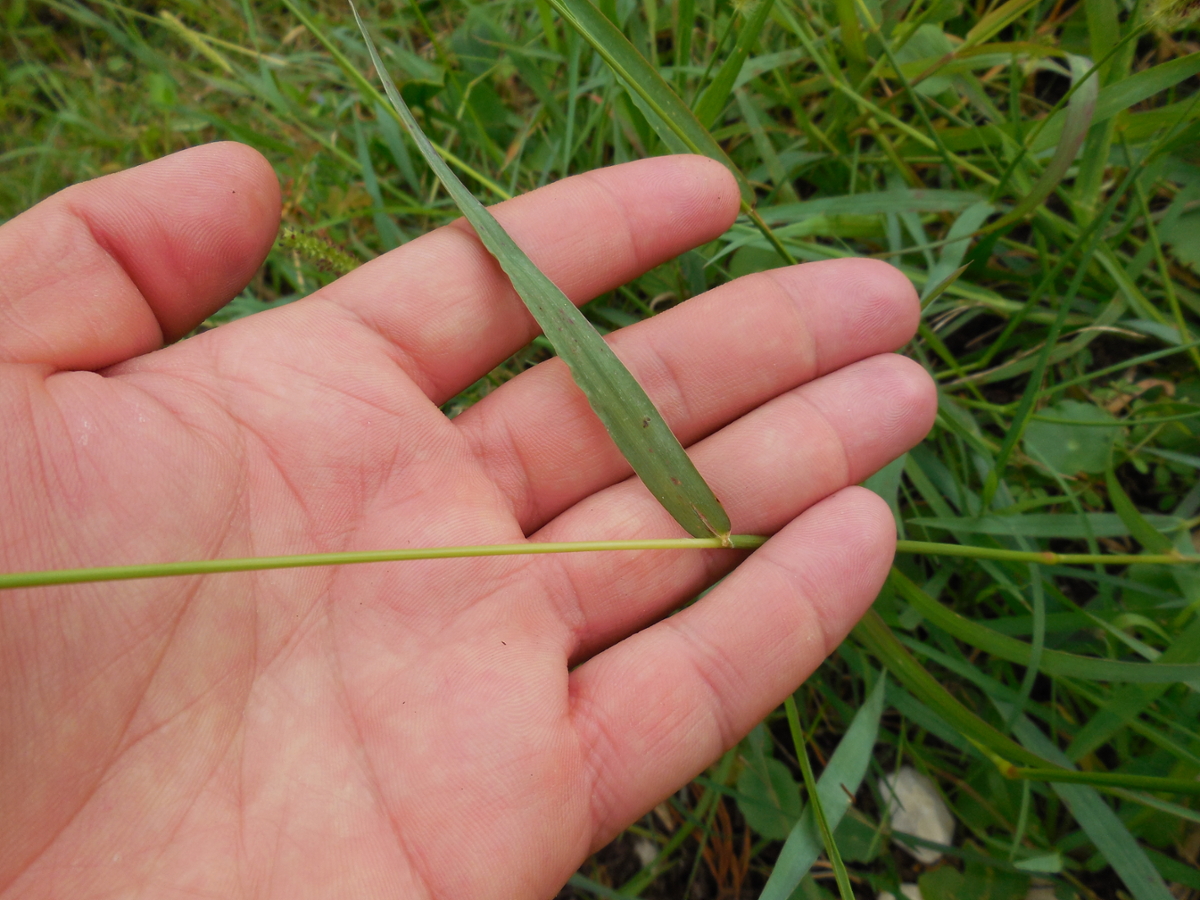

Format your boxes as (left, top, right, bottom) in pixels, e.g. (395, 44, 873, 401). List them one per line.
(314, 155, 740, 403)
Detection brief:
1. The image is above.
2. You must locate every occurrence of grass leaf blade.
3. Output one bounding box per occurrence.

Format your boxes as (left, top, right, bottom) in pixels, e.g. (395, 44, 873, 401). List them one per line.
(544, 0, 753, 203)
(693, 0, 777, 129)
(963, 0, 1039, 51)
(889, 569, 1200, 683)
(990, 54, 1099, 229)
(758, 675, 887, 900)
(1008, 713, 1176, 900)
(1106, 464, 1176, 554)
(349, 2, 732, 542)
(853, 608, 1053, 768)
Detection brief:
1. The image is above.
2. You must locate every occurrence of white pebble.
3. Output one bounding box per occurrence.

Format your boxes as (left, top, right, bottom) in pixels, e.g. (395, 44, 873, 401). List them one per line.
(882, 767, 955, 864)
(878, 884, 923, 900)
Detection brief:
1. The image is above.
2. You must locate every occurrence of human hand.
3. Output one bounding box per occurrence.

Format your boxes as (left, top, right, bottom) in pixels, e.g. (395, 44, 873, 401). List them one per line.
(0, 142, 935, 899)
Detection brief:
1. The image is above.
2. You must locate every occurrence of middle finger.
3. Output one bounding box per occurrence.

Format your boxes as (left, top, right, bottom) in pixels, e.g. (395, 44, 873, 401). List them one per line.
(454, 258, 922, 533)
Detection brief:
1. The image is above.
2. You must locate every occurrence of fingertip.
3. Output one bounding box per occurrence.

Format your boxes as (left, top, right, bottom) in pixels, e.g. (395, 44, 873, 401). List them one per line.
(184, 142, 282, 332)
(890, 352, 939, 444)
(839, 483, 899, 554)
(815, 486, 896, 647)
(201, 141, 283, 252)
(852, 257, 922, 344)
(812, 353, 937, 483)
(653, 153, 742, 237)
(758, 486, 897, 651)
(658, 154, 741, 236)
(68, 141, 281, 340)
(574, 154, 741, 269)
(767, 258, 921, 374)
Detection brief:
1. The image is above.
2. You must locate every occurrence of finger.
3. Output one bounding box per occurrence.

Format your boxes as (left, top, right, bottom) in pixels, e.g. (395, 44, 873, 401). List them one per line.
(314, 155, 739, 402)
(455, 258, 920, 530)
(568, 487, 894, 848)
(0, 142, 279, 370)
(538, 352, 934, 659)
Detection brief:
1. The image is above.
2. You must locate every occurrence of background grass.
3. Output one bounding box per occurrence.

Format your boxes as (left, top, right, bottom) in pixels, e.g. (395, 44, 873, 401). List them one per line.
(4, 0, 1200, 896)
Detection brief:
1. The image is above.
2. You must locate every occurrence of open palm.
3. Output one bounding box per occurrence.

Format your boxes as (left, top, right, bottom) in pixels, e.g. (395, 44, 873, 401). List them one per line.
(0, 143, 935, 899)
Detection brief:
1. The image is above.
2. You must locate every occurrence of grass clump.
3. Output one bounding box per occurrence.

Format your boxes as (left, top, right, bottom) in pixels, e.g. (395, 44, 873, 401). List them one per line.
(4, 0, 1200, 897)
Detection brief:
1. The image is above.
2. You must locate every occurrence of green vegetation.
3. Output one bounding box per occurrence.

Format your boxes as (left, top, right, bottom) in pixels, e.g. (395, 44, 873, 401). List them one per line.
(4, 0, 1200, 897)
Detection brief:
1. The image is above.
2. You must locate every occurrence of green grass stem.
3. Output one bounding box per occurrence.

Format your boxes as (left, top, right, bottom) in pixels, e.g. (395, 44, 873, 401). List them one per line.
(0, 536, 769, 592)
(5, 537, 1195, 592)
(895, 540, 1199, 567)
(784, 696, 855, 900)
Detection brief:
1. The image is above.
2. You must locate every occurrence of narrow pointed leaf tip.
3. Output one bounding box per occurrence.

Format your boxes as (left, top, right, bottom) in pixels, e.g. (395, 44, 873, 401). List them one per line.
(347, 1, 732, 543)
